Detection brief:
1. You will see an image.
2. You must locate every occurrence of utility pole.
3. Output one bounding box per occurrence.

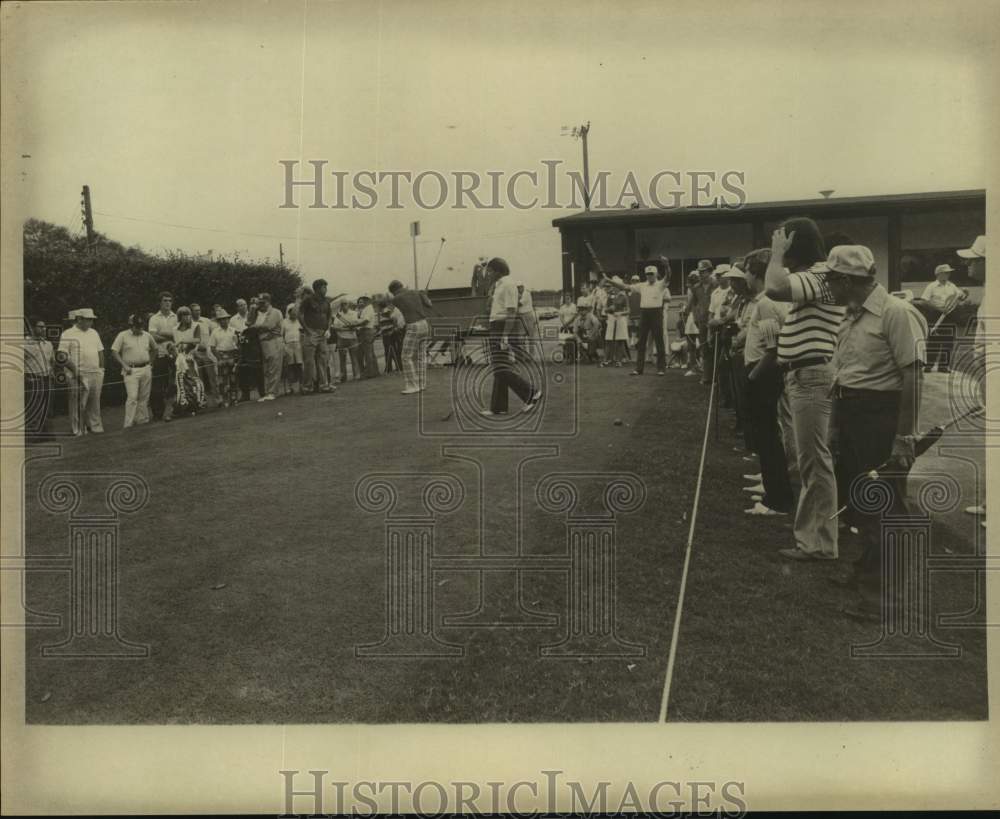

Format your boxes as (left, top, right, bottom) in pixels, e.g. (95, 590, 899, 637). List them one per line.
(410, 220, 421, 288)
(579, 122, 591, 210)
(81, 185, 95, 249)
(560, 121, 592, 210)
(279, 243, 284, 266)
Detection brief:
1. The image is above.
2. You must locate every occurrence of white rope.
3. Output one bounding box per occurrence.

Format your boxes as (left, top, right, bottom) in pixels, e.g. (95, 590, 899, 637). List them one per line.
(658, 339, 719, 722)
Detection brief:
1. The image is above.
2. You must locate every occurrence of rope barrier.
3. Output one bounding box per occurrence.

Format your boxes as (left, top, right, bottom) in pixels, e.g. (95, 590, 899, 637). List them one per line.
(658, 338, 720, 722)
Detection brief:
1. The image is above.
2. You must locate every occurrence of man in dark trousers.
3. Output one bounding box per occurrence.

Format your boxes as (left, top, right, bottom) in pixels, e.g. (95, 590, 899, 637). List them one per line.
(483, 258, 541, 415)
(299, 278, 336, 393)
(624, 263, 671, 375)
(742, 249, 794, 516)
(825, 245, 927, 620)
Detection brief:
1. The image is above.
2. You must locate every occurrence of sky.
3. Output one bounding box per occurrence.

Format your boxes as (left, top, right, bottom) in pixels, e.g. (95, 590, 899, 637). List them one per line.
(5, 0, 994, 293)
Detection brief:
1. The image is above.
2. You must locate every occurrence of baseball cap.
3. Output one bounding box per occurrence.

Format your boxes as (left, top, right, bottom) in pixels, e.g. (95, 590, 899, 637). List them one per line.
(697, 259, 713, 272)
(721, 266, 746, 279)
(957, 235, 986, 259)
(817, 245, 876, 278)
(713, 263, 732, 276)
(934, 264, 955, 275)
(643, 265, 657, 275)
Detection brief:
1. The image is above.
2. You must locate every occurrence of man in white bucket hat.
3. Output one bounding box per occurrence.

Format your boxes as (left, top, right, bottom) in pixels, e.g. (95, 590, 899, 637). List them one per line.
(57, 307, 105, 435)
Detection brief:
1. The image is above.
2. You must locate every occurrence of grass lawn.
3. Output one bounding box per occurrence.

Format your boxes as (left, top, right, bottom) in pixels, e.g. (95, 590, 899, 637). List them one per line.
(22, 358, 988, 723)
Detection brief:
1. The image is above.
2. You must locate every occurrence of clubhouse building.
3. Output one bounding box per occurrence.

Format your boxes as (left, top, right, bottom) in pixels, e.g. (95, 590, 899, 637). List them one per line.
(551, 189, 986, 299)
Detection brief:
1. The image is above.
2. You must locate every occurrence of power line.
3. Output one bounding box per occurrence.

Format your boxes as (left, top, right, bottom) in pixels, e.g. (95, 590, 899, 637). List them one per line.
(92, 210, 555, 244)
(93, 211, 438, 245)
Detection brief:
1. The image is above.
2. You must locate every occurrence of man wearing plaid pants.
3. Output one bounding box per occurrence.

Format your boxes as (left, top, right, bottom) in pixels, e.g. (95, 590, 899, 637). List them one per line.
(388, 279, 433, 395)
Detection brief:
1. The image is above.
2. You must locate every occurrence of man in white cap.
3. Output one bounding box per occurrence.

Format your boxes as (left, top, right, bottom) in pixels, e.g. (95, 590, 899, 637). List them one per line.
(919, 263, 967, 373)
(704, 263, 733, 388)
(957, 235, 986, 519)
(57, 308, 105, 435)
(825, 245, 927, 618)
(622, 263, 670, 375)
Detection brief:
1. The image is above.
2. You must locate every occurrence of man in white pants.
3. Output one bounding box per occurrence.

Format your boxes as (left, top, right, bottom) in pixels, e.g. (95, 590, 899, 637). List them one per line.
(110, 313, 158, 428)
(58, 308, 105, 435)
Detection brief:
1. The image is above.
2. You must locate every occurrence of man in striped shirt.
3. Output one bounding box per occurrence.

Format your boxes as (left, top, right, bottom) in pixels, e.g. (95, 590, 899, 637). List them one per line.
(765, 220, 846, 560)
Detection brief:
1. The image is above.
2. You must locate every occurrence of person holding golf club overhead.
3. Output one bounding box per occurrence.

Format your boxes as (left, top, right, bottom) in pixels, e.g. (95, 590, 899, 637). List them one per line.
(824, 244, 928, 620)
(624, 263, 670, 375)
(483, 257, 541, 416)
(388, 278, 433, 395)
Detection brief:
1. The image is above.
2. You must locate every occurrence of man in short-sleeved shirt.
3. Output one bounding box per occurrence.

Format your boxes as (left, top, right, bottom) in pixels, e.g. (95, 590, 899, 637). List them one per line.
(825, 245, 927, 618)
(23, 318, 54, 440)
(919, 264, 967, 373)
(920, 265, 965, 312)
(742, 250, 793, 515)
(110, 315, 157, 428)
(485, 258, 538, 414)
(58, 308, 105, 435)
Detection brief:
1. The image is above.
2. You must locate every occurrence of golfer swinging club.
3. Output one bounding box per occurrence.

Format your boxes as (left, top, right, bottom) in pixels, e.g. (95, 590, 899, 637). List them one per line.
(482, 257, 542, 415)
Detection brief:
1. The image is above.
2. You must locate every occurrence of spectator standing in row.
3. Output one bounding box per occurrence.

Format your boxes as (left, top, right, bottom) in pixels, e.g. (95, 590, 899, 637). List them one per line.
(229, 299, 249, 334)
(148, 291, 178, 420)
(719, 266, 753, 447)
(574, 298, 601, 363)
(742, 251, 793, 516)
(601, 278, 630, 367)
(765, 218, 845, 561)
(191, 302, 219, 405)
(356, 295, 380, 379)
(378, 296, 405, 375)
(557, 292, 578, 363)
(333, 299, 362, 382)
(299, 279, 335, 394)
(388, 279, 434, 395)
(516, 281, 540, 357)
(254, 292, 283, 401)
(704, 264, 731, 387)
(920, 263, 967, 373)
(58, 308, 105, 436)
(109, 313, 157, 429)
(23, 317, 54, 442)
(825, 245, 927, 618)
(237, 310, 263, 402)
(282, 304, 303, 395)
(211, 309, 240, 406)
